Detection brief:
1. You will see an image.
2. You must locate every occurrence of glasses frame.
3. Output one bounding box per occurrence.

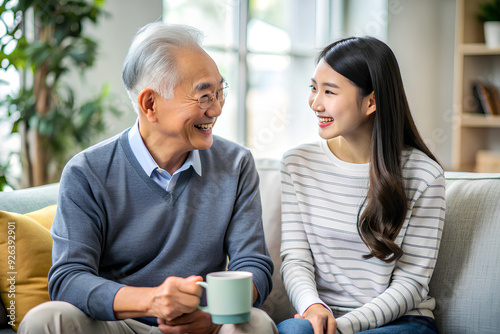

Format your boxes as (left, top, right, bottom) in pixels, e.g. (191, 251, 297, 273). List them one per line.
(197, 83, 229, 109)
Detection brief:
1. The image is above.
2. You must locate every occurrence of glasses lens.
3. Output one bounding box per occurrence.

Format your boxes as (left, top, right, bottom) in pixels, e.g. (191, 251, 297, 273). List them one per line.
(219, 84, 229, 101)
(198, 84, 228, 108)
(198, 95, 212, 109)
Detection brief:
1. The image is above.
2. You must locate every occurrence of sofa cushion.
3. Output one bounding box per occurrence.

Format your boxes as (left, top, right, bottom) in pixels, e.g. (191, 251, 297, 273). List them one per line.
(0, 298, 7, 329)
(258, 159, 297, 323)
(429, 172, 500, 333)
(0, 205, 56, 331)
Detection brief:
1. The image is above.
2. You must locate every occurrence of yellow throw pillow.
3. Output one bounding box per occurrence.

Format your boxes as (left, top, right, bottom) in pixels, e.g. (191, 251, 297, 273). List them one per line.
(0, 205, 57, 331)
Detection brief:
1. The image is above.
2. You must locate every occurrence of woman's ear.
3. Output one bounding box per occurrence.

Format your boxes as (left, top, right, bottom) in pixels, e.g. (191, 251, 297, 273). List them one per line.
(138, 88, 157, 122)
(365, 91, 376, 116)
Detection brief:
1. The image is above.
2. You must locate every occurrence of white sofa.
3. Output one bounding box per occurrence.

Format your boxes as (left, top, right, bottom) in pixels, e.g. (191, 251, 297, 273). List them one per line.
(257, 159, 500, 334)
(1, 159, 499, 333)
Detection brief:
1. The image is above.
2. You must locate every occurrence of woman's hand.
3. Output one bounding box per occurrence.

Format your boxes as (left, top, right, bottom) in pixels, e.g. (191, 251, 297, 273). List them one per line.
(297, 303, 337, 334)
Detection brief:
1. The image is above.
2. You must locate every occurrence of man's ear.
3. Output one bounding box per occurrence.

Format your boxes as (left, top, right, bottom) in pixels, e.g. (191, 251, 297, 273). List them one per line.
(138, 88, 157, 122)
(365, 91, 376, 116)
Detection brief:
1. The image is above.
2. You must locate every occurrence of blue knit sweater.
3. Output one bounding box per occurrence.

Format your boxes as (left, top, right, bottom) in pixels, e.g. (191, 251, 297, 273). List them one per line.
(48, 129, 273, 326)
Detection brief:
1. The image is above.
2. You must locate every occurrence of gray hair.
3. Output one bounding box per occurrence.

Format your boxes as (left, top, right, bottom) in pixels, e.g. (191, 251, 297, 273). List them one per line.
(122, 21, 204, 113)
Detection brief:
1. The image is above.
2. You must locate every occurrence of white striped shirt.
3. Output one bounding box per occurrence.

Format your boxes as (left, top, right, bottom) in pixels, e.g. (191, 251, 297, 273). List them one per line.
(280, 141, 446, 333)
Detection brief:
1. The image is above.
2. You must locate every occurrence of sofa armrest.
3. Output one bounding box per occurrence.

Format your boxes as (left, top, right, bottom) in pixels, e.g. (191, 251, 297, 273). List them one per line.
(0, 183, 59, 333)
(0, 183, 59, 214)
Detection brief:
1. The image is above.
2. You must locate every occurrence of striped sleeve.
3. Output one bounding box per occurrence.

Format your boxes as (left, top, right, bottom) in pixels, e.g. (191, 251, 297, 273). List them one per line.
(335, 172, 446, 333)
(280, 159, 330, 315)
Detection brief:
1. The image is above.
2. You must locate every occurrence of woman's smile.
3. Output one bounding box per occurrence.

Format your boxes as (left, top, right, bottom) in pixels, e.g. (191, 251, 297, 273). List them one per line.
(318, 116, 334, 127)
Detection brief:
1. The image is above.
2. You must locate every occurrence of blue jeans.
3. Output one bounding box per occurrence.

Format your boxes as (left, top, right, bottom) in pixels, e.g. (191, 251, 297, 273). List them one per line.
(277, 316, 438, 334)
(277, 318, 314, 334)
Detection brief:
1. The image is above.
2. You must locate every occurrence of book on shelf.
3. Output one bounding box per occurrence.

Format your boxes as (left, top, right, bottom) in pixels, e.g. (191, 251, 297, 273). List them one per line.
(472, 81, 500, 116)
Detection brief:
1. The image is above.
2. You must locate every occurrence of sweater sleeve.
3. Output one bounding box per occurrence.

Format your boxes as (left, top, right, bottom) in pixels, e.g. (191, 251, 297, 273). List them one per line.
(280, 159, 330, 315)
(225, 151, 274, 307)
(335, 173, 446, 333)
(48, 158, 125, 321)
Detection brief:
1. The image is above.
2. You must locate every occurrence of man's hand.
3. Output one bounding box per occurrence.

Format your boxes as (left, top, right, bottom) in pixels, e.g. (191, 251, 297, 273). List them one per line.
(157, 309, 221, 334)
(150, 275, 204, 321)
(113, 275, 204, 321)
(297, 303, 337, 334)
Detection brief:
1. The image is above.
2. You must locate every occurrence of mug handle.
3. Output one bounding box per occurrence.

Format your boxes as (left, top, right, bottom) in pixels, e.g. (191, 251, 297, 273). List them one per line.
(196, 281, 209, 312)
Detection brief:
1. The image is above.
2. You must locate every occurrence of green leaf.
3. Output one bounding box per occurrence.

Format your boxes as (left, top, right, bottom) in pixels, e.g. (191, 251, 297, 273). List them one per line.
(0, 0, 117, 185)
(11, 119, 19, 133)
(478, 0, 500, 21)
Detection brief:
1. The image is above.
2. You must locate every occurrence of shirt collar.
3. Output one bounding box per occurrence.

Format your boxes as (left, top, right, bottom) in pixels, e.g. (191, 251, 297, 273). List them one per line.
(128, 118, 202, 177)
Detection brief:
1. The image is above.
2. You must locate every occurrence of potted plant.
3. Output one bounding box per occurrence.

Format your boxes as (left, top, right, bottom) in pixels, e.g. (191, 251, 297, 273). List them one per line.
(0, 0, 121, 188)
(478, 0, 500, 48)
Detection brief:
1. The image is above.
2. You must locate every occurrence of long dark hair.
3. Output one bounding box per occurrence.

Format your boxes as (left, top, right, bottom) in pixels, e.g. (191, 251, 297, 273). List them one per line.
(318, 37, 439, 263)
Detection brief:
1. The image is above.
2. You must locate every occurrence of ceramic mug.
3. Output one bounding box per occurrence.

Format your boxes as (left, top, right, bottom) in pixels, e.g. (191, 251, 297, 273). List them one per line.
(197, 271, 253, 324)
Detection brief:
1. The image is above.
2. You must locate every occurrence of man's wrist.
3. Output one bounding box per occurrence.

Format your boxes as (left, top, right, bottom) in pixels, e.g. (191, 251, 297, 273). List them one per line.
(113, 285, 156, 319)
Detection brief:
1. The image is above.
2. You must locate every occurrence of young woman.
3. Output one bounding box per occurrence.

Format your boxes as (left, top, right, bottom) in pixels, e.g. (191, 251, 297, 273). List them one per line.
(277, 37, 445, 334)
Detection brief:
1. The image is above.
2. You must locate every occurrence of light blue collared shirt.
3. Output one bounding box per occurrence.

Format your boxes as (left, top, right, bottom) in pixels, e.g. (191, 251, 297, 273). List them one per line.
(128, 119, 202, 192)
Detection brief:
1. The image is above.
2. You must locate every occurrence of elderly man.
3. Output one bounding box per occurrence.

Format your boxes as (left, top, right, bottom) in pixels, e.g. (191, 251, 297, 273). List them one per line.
(18, 22, 276, 334)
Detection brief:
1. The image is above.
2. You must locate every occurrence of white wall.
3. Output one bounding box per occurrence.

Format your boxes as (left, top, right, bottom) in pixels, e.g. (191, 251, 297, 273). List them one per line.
(67, 0, 162, 140)
(342, 0, 388, 40)
(387, 0, 456, 169)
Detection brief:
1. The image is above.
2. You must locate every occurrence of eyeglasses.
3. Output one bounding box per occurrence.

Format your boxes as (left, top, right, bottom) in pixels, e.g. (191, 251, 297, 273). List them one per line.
(197, 83, 229, 109)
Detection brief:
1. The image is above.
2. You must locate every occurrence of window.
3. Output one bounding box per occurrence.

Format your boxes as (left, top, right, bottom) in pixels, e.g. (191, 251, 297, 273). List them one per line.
(163, 0, 388, 159)
(163, 0, 336, 159)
